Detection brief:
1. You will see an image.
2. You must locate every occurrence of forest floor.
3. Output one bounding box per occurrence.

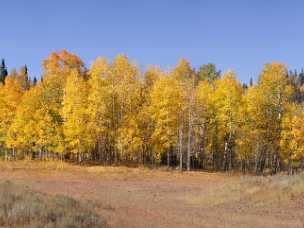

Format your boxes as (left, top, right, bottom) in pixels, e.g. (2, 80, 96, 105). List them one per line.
(0, 160, 303, 228)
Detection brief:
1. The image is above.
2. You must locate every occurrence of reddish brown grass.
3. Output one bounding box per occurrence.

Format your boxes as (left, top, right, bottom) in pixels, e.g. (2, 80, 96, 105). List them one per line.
(0, 161, 303, 228)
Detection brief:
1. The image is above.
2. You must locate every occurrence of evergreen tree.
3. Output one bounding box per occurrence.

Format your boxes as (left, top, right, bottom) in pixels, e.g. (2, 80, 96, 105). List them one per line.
(249, 77, 253, 87)
(33, 77, 38, 86)
(17, 65, 30, 91)
(0, 59, 8, 84)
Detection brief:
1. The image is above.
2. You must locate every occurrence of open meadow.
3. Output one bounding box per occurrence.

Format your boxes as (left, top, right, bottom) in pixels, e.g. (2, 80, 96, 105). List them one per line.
(0, 161, 303, 228)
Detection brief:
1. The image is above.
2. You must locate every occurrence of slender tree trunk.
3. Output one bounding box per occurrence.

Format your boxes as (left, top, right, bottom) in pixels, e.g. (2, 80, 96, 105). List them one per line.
(187, 105, 192, 172)
(228, 132, 233, 170)
(187, 76, 195, 172)
(287, 159, 292, 175)
(167, 147, 170, 167)
(223, 132, 232, 171)
(223, 139, 228, 171)
(179, 122, 184, 171)
(199, 124, 205, 169)
(78, 152, 82, 163)
(12, 148, 16, 160)
(301, 157, 304, 171)
(241, 160, 246, 173)
(213, 123, 219, 170)
(256, 146, 266, 175)
(271, 147, 280, 175)
(97, 140, 101, 161)
(111, 79, 118, 165)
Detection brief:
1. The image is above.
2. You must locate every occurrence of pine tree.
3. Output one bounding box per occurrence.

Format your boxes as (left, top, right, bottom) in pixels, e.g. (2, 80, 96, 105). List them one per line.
(0, 59, 8, 84)
(249, 77, 253, 87)
(33, 77, 38, 86)
(17, 65, 30, 91)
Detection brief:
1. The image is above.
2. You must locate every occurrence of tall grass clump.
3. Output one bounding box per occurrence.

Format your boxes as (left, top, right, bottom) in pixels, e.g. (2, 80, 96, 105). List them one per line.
(0, 181, 106, 228)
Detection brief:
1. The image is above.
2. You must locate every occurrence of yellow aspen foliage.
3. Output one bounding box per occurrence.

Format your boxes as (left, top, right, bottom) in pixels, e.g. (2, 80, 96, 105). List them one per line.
(235, 88, 256, 165)
(62, 70, 93, 158)
(213, 71, 243, 170)
(280, 104, 304, 165)
(144, 65, 162, 88)
(195, 80, 216, 158)
(171, 58, 194, 81)
(6, 81, 65, 156)
(87, 57, 111, 140)
(1, 50, 304, 173)
(214, 71, 243, 131)
(149, 74, 186, 161)
(0, 74, 24, 149)
(6, 86, 41, 151)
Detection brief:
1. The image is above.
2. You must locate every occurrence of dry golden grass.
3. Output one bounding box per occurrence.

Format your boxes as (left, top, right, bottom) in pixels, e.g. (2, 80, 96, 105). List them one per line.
(0, 180, 106, 228)
(0, 160, 303, 228)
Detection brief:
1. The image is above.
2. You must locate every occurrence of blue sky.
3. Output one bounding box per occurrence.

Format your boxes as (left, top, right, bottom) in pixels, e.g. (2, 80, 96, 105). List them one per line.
(1, 0, 304, 83)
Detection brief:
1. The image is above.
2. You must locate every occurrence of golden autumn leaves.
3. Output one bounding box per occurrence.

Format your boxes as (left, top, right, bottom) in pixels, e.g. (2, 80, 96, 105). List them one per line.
(0, 50, 303, 173)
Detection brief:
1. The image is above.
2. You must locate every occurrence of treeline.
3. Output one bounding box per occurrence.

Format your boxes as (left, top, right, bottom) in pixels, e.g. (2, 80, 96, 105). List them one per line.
(0, 50, 304, 174)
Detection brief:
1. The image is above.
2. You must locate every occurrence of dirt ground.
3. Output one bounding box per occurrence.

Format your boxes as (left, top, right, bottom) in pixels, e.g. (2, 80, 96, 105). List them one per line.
(0, 161, 303, 228)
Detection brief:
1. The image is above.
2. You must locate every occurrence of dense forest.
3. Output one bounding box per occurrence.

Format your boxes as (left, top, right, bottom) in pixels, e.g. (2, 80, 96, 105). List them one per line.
(0, 50, 304, 175)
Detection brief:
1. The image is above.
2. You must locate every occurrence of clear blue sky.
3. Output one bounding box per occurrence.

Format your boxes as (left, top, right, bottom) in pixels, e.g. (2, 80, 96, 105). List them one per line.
(1, 0, 304, 83)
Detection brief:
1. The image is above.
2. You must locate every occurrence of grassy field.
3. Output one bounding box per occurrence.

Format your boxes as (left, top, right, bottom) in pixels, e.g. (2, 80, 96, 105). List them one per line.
(0, 180, 105, 227)
(0, 161, 303, 228)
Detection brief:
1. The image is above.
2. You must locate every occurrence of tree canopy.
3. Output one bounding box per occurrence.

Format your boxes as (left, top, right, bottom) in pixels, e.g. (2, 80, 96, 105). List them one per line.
(0, 50, 304, 174)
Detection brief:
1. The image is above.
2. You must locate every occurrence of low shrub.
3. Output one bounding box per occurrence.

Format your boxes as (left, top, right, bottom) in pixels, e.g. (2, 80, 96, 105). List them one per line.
(0, 181, 106, 227)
